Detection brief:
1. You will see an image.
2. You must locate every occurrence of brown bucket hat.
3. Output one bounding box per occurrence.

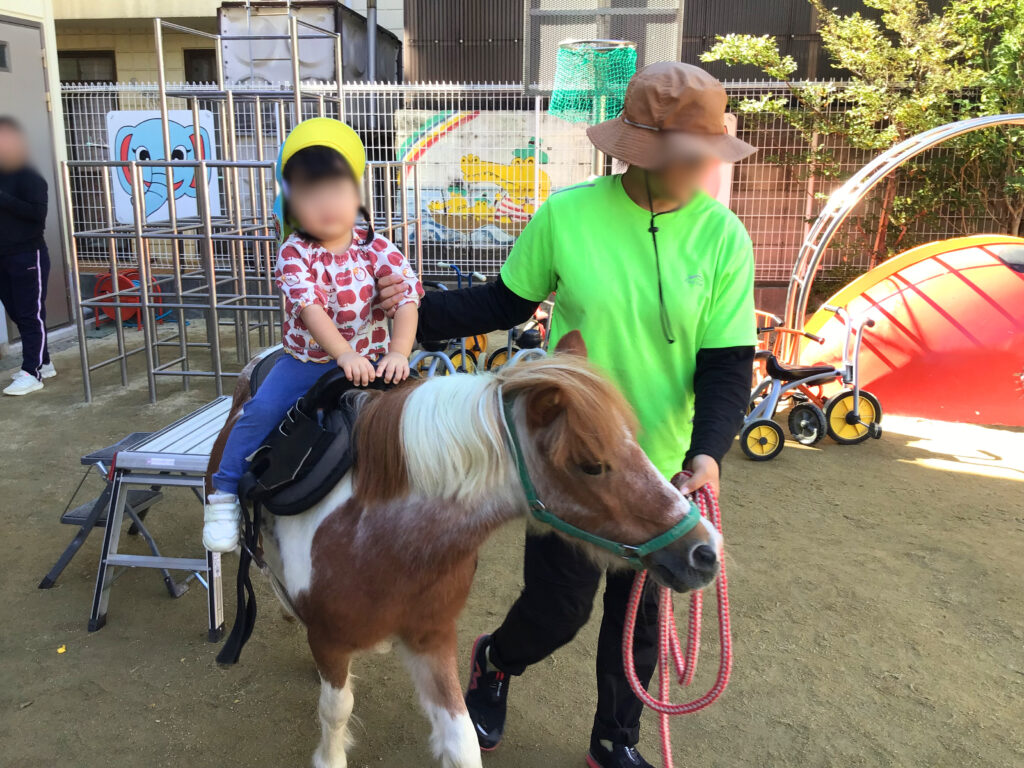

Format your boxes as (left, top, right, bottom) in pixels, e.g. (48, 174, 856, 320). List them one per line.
(586, 62, 756, 169)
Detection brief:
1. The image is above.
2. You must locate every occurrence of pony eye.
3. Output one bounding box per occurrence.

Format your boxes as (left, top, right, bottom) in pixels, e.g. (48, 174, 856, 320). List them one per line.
(579, 461, 607, 476)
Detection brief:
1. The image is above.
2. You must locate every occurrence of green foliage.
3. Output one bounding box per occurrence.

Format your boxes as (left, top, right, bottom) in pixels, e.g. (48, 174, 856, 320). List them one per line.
(702, 0, 1024, 268)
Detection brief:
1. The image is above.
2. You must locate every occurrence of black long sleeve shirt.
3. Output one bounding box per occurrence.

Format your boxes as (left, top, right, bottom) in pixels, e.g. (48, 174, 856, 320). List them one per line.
(0, 166, 48, 257)
(416, 275, 753, 467)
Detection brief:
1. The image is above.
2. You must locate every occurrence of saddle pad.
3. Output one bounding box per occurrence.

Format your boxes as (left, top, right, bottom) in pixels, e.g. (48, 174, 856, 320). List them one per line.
(238, 367, 396, 517)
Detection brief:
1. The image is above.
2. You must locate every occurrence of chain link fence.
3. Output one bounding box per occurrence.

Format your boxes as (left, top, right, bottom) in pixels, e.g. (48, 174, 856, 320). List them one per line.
(61, 79, 1006, 285)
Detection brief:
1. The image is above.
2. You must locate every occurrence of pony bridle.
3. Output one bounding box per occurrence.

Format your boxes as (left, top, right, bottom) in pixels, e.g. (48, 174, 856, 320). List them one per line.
(500, 394, 702, 569)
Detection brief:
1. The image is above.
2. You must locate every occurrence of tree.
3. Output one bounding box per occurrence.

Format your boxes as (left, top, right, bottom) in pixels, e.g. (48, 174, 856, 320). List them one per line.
(702, 0, 1023, 267)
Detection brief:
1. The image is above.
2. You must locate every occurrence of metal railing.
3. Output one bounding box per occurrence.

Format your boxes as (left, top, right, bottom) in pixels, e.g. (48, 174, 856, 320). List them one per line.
(62, 154, 420, 403)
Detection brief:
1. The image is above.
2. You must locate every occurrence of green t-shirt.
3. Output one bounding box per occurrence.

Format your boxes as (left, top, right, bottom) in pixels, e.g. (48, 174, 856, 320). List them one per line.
(501, 174, 756, 479)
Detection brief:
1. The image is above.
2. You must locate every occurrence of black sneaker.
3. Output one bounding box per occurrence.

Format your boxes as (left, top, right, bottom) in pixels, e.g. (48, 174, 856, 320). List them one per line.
(464, 633, 509, 751)
(585, 737, 655, 768)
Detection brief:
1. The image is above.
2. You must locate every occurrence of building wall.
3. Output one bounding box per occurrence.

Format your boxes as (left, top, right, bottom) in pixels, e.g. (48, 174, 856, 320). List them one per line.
(52, 0, 221, 19)
(55, 18, 217, 82)
(0, 0, 71, 342)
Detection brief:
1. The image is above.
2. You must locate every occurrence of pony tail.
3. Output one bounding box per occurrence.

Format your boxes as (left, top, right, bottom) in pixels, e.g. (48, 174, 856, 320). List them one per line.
(358, 205, 375, 246)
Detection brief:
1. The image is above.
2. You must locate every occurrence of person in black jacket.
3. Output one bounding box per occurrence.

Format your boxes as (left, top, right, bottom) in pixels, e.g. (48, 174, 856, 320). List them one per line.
(376, 64, 756, 768)
(0, 116, 55, 396)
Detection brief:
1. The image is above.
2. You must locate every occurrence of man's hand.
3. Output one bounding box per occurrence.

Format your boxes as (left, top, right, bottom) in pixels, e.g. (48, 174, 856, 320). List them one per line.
(677, 454, 720, 498)
(375, 351, 410, 384)
(377, 273, 411, 318)
(336, 351, 376, 386)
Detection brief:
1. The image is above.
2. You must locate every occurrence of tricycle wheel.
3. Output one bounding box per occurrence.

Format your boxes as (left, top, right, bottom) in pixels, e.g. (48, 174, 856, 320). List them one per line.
(824, 390, 882, 444)
(788, 403, 827, 445)
(486, 348, 510, 370)
(740, 419, 785, 461)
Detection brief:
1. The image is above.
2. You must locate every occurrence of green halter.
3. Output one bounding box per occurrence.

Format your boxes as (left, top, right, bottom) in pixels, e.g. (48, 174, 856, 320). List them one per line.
(501, 398, 702, 569)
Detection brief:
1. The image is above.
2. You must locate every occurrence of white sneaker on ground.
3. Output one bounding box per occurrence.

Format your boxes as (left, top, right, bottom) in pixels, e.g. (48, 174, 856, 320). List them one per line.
(3, 371, 43, 396)
(204, 492, 242, 552)
(9, 363, 55, 379)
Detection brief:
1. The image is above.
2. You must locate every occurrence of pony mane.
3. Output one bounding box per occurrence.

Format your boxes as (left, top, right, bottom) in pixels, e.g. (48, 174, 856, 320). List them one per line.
(353, 373, 510, 506)
(351, 353, 635, 507)
(496, 355, 637, 474)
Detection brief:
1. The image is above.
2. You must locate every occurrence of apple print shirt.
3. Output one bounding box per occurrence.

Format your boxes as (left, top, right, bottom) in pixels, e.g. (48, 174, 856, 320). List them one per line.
(275, 230, 423, 363)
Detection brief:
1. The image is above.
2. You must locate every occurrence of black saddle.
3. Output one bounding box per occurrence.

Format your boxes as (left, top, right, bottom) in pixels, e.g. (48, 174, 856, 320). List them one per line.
(238, 365, 398, 516)
(765, 355, 836, 382)
(249, 347, 289, 397)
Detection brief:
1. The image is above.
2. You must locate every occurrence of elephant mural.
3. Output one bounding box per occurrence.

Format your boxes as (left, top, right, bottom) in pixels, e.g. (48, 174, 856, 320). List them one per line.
(107, 111, 218, 222)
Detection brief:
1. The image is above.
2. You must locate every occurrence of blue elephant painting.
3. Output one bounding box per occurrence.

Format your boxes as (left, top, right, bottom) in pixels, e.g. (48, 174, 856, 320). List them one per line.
(106, 110, 220, 223)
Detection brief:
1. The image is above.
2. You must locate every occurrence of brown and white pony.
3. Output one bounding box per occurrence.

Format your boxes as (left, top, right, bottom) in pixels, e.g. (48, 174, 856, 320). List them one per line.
(207, 332, 721, 768)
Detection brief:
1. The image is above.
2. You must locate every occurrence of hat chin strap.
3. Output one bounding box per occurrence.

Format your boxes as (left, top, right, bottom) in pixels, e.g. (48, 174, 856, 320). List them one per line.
(644, 171, 676, 345)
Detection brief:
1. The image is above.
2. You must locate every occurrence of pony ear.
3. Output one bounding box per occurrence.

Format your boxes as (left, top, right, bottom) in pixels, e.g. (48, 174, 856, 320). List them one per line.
(525, 385, 564, 428)
(554, 330, 587, 358)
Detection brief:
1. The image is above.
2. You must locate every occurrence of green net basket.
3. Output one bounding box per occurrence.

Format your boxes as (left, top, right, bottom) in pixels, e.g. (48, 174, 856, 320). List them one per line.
(549, 40, 638, 124)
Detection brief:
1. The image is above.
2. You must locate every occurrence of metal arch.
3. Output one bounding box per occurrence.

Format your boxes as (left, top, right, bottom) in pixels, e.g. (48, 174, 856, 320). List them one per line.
(783, 113, 1024, 360)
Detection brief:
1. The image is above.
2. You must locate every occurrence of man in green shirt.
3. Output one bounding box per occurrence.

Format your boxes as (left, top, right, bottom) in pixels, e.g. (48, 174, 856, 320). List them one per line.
(379, 62, 756, 767)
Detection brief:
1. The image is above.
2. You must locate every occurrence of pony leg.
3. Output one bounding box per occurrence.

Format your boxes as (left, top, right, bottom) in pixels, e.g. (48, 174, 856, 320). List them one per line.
(400, 632, 481, 768)
(309, 640, 355, 768)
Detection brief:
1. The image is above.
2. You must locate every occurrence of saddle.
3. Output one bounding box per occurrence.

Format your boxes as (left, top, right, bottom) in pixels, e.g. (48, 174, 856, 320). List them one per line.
(218, 363, 402, 665)
(237, 366, 391, 516)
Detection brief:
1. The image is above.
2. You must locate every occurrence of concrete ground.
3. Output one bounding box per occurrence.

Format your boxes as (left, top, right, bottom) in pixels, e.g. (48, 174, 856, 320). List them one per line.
(1, 328, 1022, 768)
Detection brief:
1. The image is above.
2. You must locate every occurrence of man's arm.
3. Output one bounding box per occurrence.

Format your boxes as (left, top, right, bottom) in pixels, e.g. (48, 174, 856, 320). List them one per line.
(0, 172, 47, 224)
(685, 345, 754, 466)
(675, 346, 753, 496)
(414, 274, 539, 341)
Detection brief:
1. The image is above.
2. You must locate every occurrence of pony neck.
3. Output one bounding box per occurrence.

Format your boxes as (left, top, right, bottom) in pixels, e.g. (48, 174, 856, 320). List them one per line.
(400, 373, 522, 510)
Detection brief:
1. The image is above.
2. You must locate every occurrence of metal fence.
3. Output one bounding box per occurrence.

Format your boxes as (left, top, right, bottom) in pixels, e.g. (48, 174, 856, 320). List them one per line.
(62, 79, 1006, 289)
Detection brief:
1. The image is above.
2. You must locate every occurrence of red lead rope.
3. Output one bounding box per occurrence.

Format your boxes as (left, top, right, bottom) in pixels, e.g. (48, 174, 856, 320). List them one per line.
(622, 478, 732, 768)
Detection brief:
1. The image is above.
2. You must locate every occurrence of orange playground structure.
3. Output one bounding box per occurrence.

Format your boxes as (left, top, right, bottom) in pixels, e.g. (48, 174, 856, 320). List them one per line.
(800, 235, 1024, 427)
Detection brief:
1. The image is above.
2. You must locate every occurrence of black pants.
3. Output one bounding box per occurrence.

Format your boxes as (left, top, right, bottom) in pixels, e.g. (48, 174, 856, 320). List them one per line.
(489, 531, 660, 747)
(0, 247, 50, 378)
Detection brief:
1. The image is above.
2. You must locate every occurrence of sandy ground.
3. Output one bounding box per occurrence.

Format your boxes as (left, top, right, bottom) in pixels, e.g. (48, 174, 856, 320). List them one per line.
(1, 330, 1023, 768)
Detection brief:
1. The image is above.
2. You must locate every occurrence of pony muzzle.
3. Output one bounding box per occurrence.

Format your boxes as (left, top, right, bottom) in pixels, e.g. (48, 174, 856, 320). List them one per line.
(643, 517, 721, 592)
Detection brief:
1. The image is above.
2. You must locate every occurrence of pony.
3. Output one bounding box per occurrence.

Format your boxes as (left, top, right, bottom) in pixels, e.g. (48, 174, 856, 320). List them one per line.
(206, 332, 722, 768)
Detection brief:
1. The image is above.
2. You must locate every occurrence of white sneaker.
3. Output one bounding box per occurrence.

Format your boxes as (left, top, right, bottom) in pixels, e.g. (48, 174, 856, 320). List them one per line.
(9, 363, 55, 379)
(3, 371, 43, 396)
(204, 492, 242, 552)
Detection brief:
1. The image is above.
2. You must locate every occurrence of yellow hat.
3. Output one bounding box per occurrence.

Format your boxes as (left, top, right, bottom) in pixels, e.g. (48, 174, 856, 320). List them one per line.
(279, 117, 365, 181)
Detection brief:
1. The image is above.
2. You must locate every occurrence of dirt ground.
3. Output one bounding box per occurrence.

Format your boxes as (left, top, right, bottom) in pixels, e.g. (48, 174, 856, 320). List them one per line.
(1, 333, 1022, 768)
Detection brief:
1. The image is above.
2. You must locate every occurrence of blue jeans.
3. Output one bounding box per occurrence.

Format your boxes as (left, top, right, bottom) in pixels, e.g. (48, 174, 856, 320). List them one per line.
(212, 353, 331, 495)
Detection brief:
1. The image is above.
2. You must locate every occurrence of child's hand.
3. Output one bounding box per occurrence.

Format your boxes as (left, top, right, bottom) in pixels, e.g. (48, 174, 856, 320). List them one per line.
(376, 351, 410, 384)
(336, 350, 376, 386)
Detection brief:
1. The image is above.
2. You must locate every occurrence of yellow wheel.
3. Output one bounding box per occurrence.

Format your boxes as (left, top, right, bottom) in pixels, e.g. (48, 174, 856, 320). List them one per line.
(824, 390, 882, 445)
(486, 348, 510, 370)
(466, 334, 488, 356)
(440, 349, 477, 375)
(740, 419, 785, 461)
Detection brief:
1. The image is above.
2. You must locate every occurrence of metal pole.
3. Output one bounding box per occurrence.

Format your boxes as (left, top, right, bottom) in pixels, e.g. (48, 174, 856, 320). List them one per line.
(334, 34, 345, 121)
(414, 166, 423, 278)
(61, 162, 92, 403)
(289, 14, 303, 124)
(155, 18, 190, 389)
(533, 95, 542, 210)
(99, 169, 128, 386)
(253, 94, 277, 346)
(131, 163, 158, 403)
(196, 158, 224, 396)
(367, 0, 377, 82)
